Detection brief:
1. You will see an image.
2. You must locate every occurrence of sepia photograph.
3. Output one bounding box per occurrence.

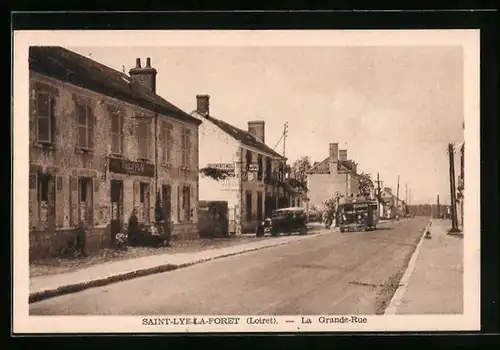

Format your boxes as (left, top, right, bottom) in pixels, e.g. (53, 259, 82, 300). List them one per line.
(13, 29, 480, 333)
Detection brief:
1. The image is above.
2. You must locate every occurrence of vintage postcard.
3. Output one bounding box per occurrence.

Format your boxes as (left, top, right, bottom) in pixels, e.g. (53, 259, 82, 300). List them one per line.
(13, 29, 480, 333)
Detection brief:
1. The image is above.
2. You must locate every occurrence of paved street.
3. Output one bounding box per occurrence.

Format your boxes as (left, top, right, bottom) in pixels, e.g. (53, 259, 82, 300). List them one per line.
(30, 218, 427, 316)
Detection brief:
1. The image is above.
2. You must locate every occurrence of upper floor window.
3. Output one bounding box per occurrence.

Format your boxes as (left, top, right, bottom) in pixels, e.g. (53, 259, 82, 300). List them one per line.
(181, 127, 191, 167)
(162, 122, 173, 163)
(265, 157, 272, 180)
(110, 111, 124, 155)
(36, 92, 54, 144)
(137, 119, 152, 160)
(76, 103, 94, 150)
(246, 150, 252, 170)
(257, 154, 263, 181)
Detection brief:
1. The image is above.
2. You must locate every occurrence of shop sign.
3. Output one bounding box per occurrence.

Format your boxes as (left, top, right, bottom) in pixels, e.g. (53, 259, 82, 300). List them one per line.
(109, 158, 155, 177)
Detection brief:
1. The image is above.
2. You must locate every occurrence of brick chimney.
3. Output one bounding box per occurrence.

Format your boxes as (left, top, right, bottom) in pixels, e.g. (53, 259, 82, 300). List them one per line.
(196, 94, 210, 116)
(329, 143, 339, 173)
(129, 57, 158, 93)
(248, 121, 265, 143)
(339, 149, 347, 161)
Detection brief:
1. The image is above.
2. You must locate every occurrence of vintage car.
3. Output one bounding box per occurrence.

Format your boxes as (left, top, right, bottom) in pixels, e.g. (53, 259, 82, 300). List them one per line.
(257, 207, 308, 237)
(338, 198, 379, 233)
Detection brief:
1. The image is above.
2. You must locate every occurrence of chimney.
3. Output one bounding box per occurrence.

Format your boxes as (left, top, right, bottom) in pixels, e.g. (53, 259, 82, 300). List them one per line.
(329, 143, 339, 174)
(248, 121, 265, 143)
(129, 57, 157, 93)
(196, 94, 210, 116)
(339, 149, 347, 161)
(329, 143, 339, 163)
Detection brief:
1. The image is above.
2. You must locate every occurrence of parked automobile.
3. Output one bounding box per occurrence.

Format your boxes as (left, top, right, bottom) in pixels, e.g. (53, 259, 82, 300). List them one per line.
(307, 210, 322, 223)
(257, 207, 308, 237)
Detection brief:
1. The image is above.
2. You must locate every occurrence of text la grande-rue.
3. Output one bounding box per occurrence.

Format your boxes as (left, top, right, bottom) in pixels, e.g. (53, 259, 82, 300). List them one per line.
(303, 316, 368, 324)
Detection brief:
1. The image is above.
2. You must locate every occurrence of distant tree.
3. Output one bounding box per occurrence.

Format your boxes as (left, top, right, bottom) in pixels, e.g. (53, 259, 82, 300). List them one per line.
(357, 172, 374, 197)
(291, 156, 312, 191)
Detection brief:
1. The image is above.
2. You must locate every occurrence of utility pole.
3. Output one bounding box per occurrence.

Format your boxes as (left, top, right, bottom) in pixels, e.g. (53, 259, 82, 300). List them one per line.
(437, 194, 440, 218)
(448, 143, 460, 232)
(283, 121, 288, 158)
(377, 173, 381, 197)
(396, 175, 400, 208)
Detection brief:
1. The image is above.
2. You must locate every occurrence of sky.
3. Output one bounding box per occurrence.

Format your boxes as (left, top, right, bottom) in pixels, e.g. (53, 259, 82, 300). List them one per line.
(68, 45, 464, 205)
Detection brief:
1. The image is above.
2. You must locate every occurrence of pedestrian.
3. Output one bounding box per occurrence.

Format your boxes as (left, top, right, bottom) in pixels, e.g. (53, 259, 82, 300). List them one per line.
(75, 220, 88, 257)
(128, 209, 139, 246)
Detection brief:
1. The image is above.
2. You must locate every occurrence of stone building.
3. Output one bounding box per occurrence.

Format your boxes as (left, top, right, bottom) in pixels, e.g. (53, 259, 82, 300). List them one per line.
(28, 46, 201, 260)
(306, 143, 360, 210)
(191, 95, 301, 234)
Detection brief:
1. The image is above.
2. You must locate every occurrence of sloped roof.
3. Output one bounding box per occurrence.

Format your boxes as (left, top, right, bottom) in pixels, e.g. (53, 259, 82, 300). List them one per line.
(29, 46, 201, 126)
(200, 114, 285, 159)
(307, 157, 357, 174)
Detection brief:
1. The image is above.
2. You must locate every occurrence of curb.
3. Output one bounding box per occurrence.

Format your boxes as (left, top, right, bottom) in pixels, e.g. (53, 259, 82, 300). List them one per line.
(29, 231, 327, 304)
(383, 219, 432, 315)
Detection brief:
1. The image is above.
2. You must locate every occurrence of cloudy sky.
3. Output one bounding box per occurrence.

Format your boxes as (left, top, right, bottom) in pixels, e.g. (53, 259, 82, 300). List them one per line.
(68, 45, 464, 205)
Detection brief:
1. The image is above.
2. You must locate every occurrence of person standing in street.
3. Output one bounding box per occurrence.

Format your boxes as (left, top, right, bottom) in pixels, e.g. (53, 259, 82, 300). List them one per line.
(75, 220, 88, 257)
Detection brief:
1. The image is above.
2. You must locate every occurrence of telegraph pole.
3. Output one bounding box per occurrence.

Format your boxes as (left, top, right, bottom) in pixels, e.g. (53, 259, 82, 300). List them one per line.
(377, 173, 381, 197)
(448, 143, 460, 232)
(396, 175, 400, 208)
(437, 194, 440, 218)
(283, 121, 288, 158)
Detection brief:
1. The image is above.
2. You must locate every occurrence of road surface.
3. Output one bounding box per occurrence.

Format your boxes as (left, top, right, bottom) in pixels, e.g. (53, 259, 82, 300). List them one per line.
(30, 218, 428, 315)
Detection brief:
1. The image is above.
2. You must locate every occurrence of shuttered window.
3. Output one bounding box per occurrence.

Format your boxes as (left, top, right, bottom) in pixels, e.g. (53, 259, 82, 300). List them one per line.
(29, 173, 39, 229)
(137, 119, 151, 160)
(181, 128, 191, 167)
(36, 92, 53, 144)
(161, 122, 173, 163)
(110, 111, 124, 155)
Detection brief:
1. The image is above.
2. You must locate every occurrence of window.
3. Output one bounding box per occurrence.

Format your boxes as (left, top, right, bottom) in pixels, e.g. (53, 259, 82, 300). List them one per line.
(182, 186, 191, 221)
(76, 103, 94, 149)
(246, 191, 252, 222)
(38, 174, 50, 202)
(181, 128, 191, 166)
(139, 182, 150, 222)
(78, 177, 93, 226)
(257, 155, 263, 181)
(110, 112, 124, 155)
(162, 123, 173, 163)
(257, 192, 263, 221)
(246, 150, 252, 170)
(265, 157, 272, 181)
(36, 92, 53, 144)
(137, 119, 152, 160)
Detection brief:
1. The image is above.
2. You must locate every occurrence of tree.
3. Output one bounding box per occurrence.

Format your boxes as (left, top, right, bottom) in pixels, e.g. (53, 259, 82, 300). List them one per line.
(357, 172, 374, 197)
(291, 156, 312, 190)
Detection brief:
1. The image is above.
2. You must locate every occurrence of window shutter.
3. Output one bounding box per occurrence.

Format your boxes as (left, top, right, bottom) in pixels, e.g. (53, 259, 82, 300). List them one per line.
(159, 124, 165, 162)
(29, 173, 38, 229)
(50, 96, 57, 144)
(47, 177, 56, 230)
(177, 185, 182, 222)
(133, 181, 140, 212)
(69, 176, 79, 226)
(93, 177, 100, 226)
(55, 176, 64, 228)
(88, 108, 95, 150)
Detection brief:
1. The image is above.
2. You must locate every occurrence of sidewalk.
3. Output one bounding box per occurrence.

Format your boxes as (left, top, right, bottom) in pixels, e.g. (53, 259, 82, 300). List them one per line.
(386, 219, 464, 315)
(30, 231, 327, 303)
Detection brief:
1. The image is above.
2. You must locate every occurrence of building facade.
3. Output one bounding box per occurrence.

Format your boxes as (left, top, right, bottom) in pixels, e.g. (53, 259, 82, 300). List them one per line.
(306, 143, 360, 210)
(29, 47, 201, 260)
(192, 95, 301, 234)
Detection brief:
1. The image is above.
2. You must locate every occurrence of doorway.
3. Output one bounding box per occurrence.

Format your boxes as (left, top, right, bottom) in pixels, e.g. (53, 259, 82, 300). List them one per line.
(110, 180, 123, 244)
(162, 184, 172, 240)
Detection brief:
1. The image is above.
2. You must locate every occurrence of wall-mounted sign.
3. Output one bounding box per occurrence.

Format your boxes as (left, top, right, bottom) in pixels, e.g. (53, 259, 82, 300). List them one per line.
(207, 163, 235, 171)
(248, 164, 259, 172)
(109, 158, 155, 177)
